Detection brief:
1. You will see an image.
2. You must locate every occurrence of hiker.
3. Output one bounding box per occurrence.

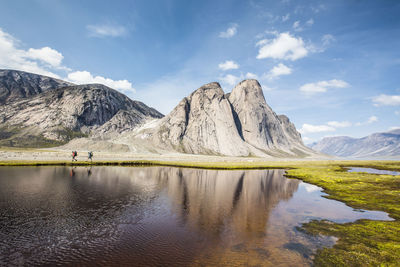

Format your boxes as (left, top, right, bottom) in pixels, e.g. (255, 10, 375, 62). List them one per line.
(88, 151, 93, 162)
(71, 151, 78, 162)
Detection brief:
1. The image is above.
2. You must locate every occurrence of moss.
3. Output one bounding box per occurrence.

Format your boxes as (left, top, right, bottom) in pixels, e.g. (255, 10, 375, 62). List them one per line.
(284, 162, 400, 266)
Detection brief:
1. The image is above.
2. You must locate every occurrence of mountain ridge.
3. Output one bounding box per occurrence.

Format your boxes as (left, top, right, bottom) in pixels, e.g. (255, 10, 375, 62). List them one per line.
(0, 69, 317, 158)
(310, 129, 400, 158)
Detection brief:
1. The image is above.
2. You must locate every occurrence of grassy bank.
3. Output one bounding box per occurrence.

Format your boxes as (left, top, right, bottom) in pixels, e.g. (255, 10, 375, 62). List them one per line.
(0, 159, 399, 265)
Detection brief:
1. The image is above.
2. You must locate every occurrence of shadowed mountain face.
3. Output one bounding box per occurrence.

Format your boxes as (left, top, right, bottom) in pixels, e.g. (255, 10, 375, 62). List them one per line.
(0, 70, 163, 147)
(0, 69, 73, 103)
(310, 129, 400, 158)
(139, 80, 315, 157)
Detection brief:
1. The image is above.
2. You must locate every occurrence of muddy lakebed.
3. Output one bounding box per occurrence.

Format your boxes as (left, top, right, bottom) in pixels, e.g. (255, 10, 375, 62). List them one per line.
(0, 166, 392, 266)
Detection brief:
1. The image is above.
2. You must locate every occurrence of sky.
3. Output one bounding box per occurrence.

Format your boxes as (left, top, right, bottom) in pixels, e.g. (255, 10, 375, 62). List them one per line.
(0, 0, 399, 144)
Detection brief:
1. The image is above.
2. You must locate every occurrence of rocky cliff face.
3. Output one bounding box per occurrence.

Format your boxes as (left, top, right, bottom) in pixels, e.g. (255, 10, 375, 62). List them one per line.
(0, 71, 163, 147)
(228, 80, 304, 152)
(136, 80, 314, 157)
(0, 69, 73, 103)
(147, 82, 249, 156)
(310, 129, 400, 158)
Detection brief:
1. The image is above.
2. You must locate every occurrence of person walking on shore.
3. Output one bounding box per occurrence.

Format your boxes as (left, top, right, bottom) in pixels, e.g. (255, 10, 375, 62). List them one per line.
(72, 151, 78, 162)
(88, 151, 93, 162)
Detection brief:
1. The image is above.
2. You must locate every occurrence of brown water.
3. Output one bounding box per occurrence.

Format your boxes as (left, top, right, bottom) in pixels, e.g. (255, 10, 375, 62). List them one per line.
(0, 167, 392, 266)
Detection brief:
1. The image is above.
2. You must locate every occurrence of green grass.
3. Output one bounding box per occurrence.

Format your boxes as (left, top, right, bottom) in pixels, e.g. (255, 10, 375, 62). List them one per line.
(0, 159, 399, 265)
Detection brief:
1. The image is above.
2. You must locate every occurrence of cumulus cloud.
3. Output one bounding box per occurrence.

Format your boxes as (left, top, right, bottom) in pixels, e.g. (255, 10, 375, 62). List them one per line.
(266, 63, 292, 80)
(372, 94, 400, 106)
(298, 123, 335, 134)
(67, 71, 135, 92)
(0, 28, 61, 78)
(256, 32, 308, 61)
(219, 74, 240, 86)
(299, 79, 349, 95)
(219, 24, 238, 38)
(26, 47, 64, 67)
(218, 60, 239, 71)
(86, 24, 127, 37)
(306, 19, 314, 26)
(245, 72, 258, 79)
(0, 28, 136, 93)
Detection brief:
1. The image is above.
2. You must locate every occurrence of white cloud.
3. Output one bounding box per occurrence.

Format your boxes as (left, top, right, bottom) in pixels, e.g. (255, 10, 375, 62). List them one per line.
(0, 27, 61, 78)
(219, 24, 238, 38)
(219, 74, 240, 86)
(266, 63, 292, 80)
(0, 28, 135, 93)
(327, 121, 352, 128)
(256, 39, 269, 47)
(67, 71, 135, 92)
(300, 79, 349, 95)
(389, 126, 400, 131)
(256, 32, 308, 61)
(306, 19, 314, 26)
(26, 47, 64, 67)
(245, 72, 258, 79)
(87, 24, 127, 37)
(218, 60, 239, 70)
(299, 123, 335, 134)
(395, 111, 400, 115)
(355, 116, 378, 126)
(372, 94, 400, 106)
(282, 14, 290, 22)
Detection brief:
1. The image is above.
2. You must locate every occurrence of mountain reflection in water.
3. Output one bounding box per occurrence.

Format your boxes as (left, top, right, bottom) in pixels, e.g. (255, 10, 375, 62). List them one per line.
(0, 167, 391, 266)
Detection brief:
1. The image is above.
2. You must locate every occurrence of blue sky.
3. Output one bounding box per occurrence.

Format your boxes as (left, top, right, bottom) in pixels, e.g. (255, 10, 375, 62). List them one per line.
(0, 0, 399, 143)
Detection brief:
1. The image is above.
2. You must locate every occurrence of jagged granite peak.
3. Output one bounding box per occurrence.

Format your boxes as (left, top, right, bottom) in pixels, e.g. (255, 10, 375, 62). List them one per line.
(0, 81, 163, 147)
(147, 82, 250, 156)
(0, 69, 73, 103)
(134, 80, 317, 157)
(228, 79, 305, 153)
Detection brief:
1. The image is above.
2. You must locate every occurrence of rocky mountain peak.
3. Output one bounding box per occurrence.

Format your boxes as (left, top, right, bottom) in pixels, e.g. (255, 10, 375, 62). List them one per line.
(231, 79, 264, 98)
(0, 69, 73, 103)
(137, 79, 315, 157)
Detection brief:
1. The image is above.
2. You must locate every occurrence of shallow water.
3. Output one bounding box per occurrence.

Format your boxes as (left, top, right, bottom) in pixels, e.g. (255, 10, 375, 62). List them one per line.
(347, 167, 400, 176)
(0, 166, 392, 266)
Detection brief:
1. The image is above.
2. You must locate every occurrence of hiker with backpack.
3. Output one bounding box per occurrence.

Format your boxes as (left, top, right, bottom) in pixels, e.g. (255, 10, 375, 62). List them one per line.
(71, 151, 78, 162)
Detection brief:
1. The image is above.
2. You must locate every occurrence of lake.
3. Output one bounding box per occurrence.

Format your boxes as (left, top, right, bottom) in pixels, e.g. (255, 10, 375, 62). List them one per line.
(0, 166, 392, 266)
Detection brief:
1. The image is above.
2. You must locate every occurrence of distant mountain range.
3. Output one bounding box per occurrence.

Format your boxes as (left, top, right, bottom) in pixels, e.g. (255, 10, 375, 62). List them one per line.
(309, 129, 400, 158)
(0, 69, 316, 157)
